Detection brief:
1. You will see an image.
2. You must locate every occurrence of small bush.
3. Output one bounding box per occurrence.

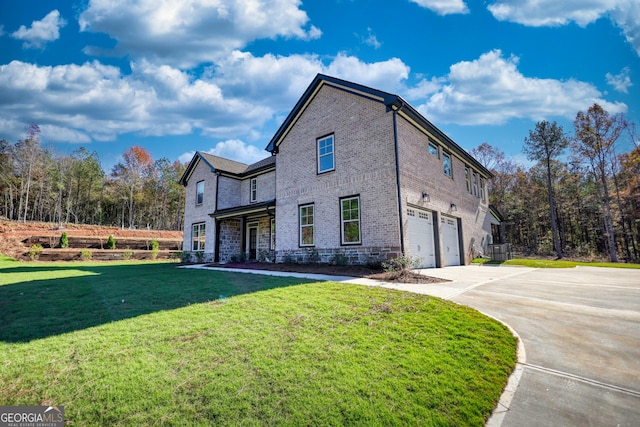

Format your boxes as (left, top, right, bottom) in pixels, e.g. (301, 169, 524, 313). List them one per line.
(122, 249, 134, 260)
(106, 235, 116, 249)
(230, 253, 247, 263)
(150, 239, 159, 251)
(282, 251, 296, 264)
(80, 249, 92, 261)
(257, 250, 270, 263)
(59, 232, 69, 248)
(179, 251, 191, 263)
(28, 244, 43, 261)
(382, 255, 422, 273)
(330, 251, 348, 266)
(194, 251, 205, 263)
(307, 248, 321, 264)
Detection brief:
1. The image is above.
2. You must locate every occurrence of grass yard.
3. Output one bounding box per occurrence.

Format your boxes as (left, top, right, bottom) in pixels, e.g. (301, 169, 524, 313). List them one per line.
(473, 257, 640, 269)
(0, 257, 517, 426)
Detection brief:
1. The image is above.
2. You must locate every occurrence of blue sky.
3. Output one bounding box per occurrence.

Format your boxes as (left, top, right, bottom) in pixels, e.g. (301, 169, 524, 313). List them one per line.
(1, 0, 638, 170)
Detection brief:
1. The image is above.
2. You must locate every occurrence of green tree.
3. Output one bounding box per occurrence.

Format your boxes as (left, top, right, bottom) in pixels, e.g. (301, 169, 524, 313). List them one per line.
(573, 104, 628, 262)
(523, 121, 569, 258)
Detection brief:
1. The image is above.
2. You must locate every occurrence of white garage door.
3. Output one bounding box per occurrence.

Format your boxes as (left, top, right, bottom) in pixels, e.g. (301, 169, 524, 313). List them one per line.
(407, 208, 436, 268)
(441, 215, 460, 266)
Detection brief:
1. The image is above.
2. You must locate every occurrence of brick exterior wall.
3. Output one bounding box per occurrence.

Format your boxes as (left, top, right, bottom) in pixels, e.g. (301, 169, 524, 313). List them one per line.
(396, 116, 492, 265)
(240, 170, 276, 205)
(274, 84, 401, 264)
(182, 159, 217, 260)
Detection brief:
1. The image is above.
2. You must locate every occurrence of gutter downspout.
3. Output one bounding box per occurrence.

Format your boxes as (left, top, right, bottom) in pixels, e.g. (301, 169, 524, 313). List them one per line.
(392, 104, 406, 256)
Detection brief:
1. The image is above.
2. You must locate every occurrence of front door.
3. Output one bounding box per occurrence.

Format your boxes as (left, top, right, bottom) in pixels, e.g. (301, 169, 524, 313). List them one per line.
(247, 224, 258, 260)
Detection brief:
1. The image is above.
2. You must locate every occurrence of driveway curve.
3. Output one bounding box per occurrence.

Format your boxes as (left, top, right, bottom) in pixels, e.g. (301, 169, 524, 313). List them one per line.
(403, 265, 640, 426)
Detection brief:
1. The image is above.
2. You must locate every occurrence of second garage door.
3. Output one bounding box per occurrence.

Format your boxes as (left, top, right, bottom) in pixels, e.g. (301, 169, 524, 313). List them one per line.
(407, 208, 436, 268)
(441, 215, 461, 266)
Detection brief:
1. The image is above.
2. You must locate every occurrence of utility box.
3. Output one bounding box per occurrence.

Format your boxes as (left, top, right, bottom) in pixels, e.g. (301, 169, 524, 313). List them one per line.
(489, 243, 512, 261)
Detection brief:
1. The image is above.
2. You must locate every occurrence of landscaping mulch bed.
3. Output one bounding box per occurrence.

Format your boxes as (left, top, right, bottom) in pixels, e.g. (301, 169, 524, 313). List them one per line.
(208, 262, 449, 284)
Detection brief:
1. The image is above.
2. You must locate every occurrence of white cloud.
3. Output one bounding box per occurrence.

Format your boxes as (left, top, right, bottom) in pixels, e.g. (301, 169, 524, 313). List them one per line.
(358, 27, 381, 49)
(78, 0, 321, 68)
(179, 139, 268, 165)
(487, 0, 640, 56)
(409, 0, 469, 15)
(417, 50, 627, 125)
(606, 67, 633, 93)
(11, 10, 67, 48)
(0, 52, 412, 148)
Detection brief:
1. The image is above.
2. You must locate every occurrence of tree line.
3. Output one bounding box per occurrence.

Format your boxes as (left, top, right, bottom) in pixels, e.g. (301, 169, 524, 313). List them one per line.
(474, 104, 639, 262)
(0, 124, 186, 231)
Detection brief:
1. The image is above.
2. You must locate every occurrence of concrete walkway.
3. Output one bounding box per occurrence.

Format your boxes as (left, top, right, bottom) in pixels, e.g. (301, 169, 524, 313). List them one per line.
(186, 264, 640, 426)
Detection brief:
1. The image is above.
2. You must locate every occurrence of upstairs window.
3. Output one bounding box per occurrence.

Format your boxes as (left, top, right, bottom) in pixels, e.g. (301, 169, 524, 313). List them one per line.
(299, 204, 314, 246)
(250, 178, 257, 203)
(480, 178, 486, 202)
(341, 196, 361, 245)
(317, 135, 335, 174)
(196, 181, 204, 205)
(465, 167, 471, 193)
(443, 152, 452, 178)
(472, 172, 479, 197)
(428, 142, 439, 158)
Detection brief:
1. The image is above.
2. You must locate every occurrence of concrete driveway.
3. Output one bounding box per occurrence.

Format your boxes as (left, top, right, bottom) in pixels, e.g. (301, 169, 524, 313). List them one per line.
(398, 265, 640, 426)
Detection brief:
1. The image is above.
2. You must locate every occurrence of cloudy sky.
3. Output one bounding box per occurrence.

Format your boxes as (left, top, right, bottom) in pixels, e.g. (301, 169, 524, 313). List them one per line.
(1, 0, 638, 169)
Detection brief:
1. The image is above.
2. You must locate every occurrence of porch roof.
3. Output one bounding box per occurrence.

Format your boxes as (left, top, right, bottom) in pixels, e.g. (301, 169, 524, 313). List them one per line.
(211, 199, 275, 220)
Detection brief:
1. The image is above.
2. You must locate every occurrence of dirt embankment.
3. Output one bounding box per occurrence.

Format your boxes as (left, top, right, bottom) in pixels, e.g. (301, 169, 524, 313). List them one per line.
(0, 219, 183, 259)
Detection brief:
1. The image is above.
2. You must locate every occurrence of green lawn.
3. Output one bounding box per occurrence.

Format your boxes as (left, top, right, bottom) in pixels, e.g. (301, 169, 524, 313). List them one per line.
(0, 258, 517, 426)
(473, 257, 640, 269)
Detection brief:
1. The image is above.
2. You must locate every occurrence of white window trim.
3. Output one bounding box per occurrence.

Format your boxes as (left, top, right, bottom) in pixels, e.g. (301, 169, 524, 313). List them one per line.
(299, 204, 315, 247)
(250, 177, 257, 203)
(480, 177, 486, 202)
(340, 196, 361, 245)
(464, 167, 471, 193)
(472, 172, 479, 197)
(317, 135, 335, 174)
(192, 223, 205, 251)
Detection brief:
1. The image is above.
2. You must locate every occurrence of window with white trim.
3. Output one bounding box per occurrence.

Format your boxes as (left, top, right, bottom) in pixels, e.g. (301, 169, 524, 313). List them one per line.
(250, 178, 257, 203)
(196, 181, 204, 205)
(480, 178, 486, 202)
(317, 135, 335, 173)
(340, 196, 361, 245)
(299, 204, 314, 246)
(192, 223, 205, 251)
(443, 152, 452, 178)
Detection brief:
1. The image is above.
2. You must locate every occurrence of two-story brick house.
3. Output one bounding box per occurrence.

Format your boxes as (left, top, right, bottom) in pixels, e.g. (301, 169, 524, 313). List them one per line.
(180, 74, 496, 267)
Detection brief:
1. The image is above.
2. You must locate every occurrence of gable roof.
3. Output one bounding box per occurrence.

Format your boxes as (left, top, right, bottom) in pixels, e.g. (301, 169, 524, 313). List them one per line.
(179, 152, 275, 186)
(265, 74, 492, 178)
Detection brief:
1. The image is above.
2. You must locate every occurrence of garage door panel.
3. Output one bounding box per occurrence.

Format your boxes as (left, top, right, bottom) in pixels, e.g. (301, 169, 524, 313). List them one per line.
(407, 208, 436, 268)
(441, 215, 460, 266)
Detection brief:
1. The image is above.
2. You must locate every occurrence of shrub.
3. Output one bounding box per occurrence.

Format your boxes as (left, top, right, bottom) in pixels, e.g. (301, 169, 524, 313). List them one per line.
(59, 232, 69, 248)
(257, 250, 270, 263)
(382, 255, 422, 273)
(179, 251, 191, 263)
(230, 253, 247, 263)
(122, 249, 134, 260)
(307, 248, 321, 264)
(80, 249, 92, 261)
(194, 251, 205, 263)
(106, 235, 116, 249)
(150, 238, 160, 260)
(330, 251, 348, 266)
(28, 244, 43, 261)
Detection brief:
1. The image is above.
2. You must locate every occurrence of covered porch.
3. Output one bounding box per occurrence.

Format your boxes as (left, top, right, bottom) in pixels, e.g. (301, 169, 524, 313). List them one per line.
(211, 200, 276, 263)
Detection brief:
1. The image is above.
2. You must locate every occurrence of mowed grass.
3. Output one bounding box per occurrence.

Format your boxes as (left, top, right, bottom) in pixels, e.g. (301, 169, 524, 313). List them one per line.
(0, 258, 517, 426)
(473, 257, 640, 269)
